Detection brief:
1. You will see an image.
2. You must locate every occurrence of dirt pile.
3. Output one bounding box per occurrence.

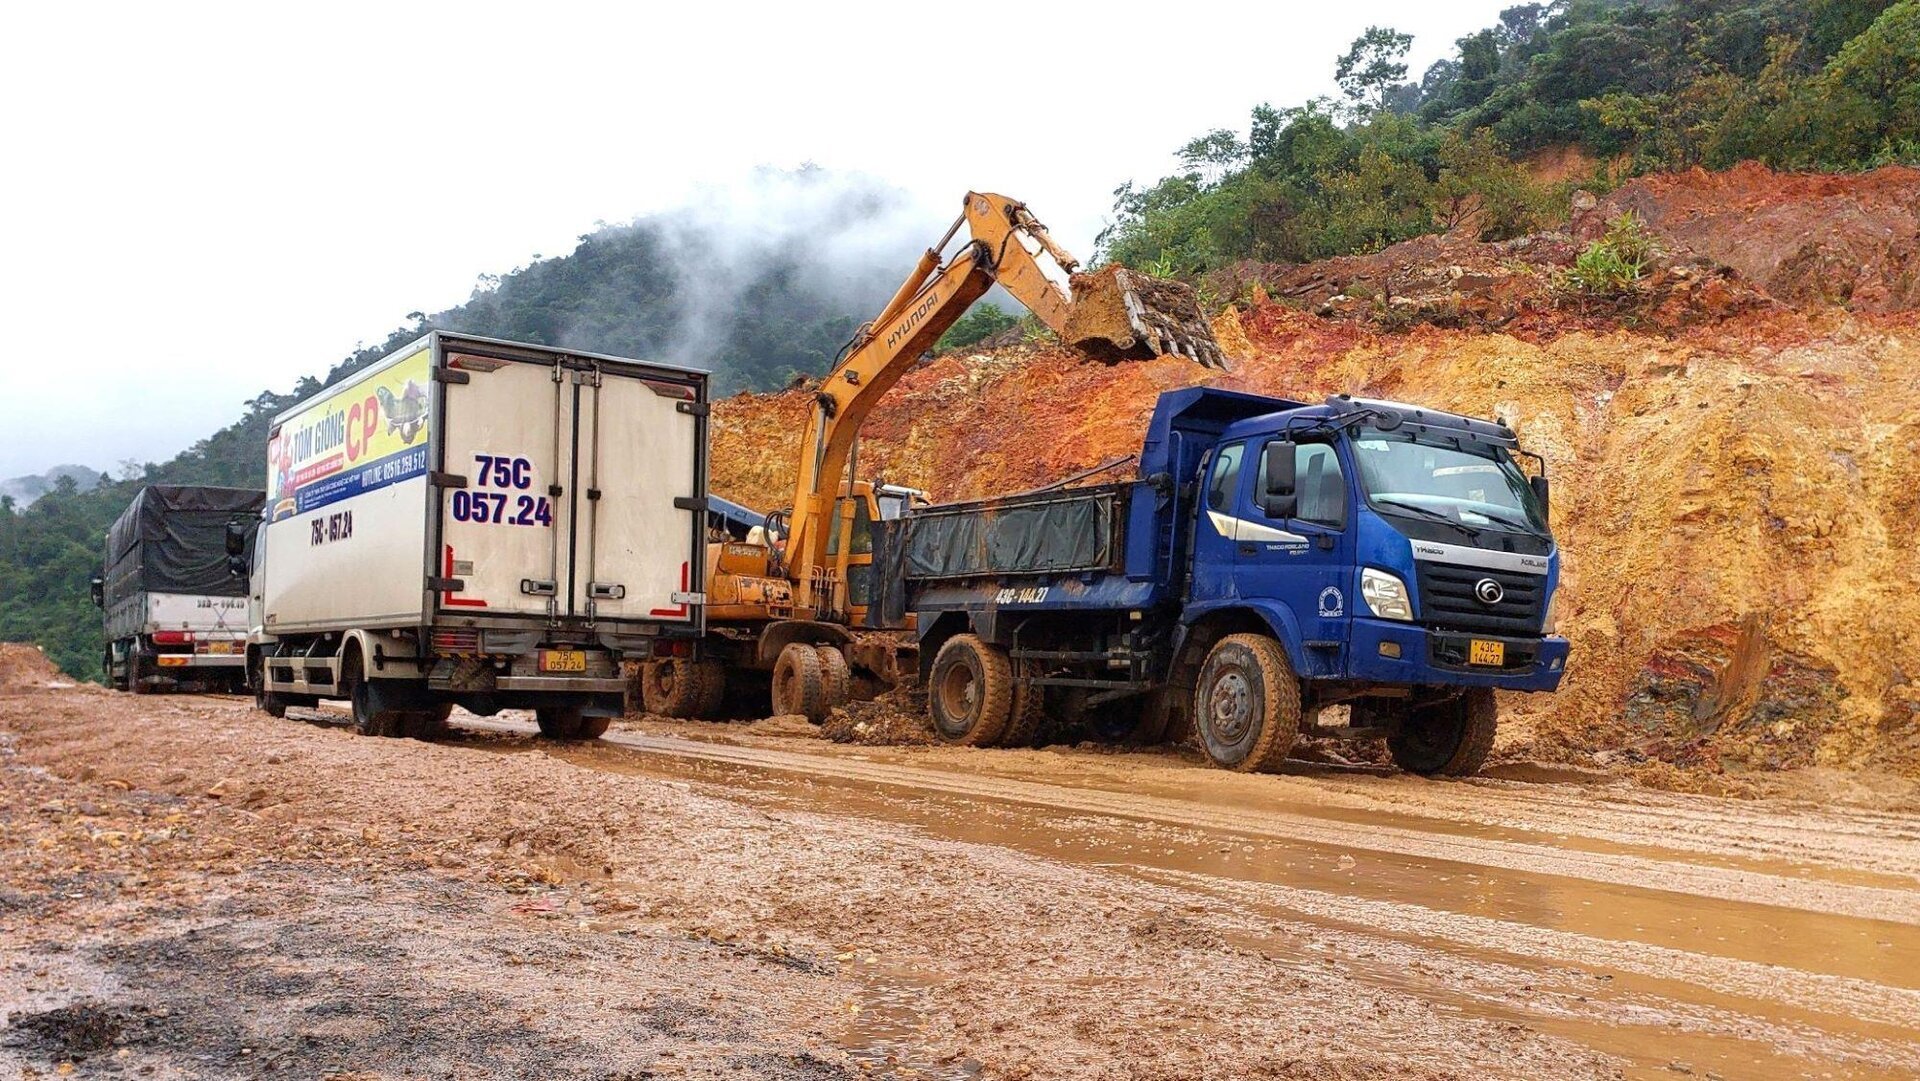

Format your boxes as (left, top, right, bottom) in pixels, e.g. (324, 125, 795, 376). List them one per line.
(820, 685, 933, 746)
(0, 643, 67, 692)
(1585, 163, 1920, 313)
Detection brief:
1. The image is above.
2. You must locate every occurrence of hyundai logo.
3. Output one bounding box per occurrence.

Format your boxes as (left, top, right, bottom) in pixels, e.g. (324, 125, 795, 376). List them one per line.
(1474, 578, 1505, 605)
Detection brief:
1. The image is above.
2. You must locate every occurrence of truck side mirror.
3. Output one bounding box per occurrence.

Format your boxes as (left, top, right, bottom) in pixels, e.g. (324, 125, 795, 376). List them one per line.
(1529, 474, 1551, 521)
(1263, 440, 1297, 519)
(224, 520, 249, 557)
(89, 576, 104, 608)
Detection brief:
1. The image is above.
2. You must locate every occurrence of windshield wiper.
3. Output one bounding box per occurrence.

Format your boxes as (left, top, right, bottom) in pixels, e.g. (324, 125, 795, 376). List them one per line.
(1372, 499, 1481, 540)
(1467, 509, 1541, 534)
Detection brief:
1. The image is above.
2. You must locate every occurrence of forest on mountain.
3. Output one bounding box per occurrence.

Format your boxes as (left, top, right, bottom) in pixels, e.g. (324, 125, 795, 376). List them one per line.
(4, 0, 1915, 680)
(1097, 0, 1917, 274)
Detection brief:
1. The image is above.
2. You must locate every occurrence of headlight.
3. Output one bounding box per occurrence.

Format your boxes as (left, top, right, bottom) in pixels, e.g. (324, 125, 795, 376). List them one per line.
(1360, 568, 1413, 622)
(1542, 590, 1560, 635)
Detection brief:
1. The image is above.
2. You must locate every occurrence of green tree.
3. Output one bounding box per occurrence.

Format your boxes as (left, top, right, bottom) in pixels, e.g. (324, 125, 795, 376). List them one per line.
(1337, 27, 1415, 116)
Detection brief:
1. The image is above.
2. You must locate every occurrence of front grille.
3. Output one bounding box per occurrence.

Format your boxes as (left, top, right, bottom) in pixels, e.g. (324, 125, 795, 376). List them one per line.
(1415, 561, 1544, 636)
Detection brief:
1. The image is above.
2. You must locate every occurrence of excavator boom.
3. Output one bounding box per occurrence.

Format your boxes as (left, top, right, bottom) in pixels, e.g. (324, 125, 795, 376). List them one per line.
(784, 192, 1228, 618)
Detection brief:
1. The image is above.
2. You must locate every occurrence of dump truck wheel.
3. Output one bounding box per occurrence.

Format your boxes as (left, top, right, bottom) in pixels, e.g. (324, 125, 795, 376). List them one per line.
(813, 646, 852, 708)
(928, 635, 1012, 746)
(771, 644, 829, 722)
(997, 657, 1048, 748)
(128, 653, 150, 695)
(535, 706, 586, 740)
(577, 716, 612, 739)
(643, 659, 722, 719)
(1194, 634, 1301, 773)
(1388, 688, 1497, 777)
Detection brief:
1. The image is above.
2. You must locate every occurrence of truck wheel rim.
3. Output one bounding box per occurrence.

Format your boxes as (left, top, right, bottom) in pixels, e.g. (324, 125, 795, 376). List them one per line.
(1210, 670, 1253, 744)
(937, 664, 978, 730)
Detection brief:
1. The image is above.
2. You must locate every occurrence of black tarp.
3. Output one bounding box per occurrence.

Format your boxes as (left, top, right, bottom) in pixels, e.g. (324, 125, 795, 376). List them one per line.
(890, 484, 1126, 582)
(104, 485, 265, 604)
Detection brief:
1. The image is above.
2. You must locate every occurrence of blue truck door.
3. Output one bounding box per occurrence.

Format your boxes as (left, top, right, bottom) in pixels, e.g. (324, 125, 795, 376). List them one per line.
(1189, 441, 1247, 602)
(1234, 438, 1355, 677)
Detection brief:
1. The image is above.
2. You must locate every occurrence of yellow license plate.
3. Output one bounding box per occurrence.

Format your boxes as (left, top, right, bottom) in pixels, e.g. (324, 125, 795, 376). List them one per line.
(539, 649, 587, 673)
(1469, 639, 1505, 666)
(205, 641, 234, 655)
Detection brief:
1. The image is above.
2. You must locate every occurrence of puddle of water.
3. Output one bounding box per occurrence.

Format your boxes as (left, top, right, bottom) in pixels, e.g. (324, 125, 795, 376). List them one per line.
(570, 749, 1920, 1080)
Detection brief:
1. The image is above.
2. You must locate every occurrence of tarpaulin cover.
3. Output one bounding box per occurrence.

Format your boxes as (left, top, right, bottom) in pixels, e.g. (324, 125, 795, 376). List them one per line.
(104, 485, 265, 604)
(891, 484, 1127, 581)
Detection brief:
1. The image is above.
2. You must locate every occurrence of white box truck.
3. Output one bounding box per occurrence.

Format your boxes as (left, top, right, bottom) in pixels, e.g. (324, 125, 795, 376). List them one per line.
(92, 485, 266, 693)
(238, 332, 708, 740)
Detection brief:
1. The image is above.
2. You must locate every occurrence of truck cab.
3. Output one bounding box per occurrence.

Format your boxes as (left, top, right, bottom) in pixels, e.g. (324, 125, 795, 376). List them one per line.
(1190, 394, 1564, 685)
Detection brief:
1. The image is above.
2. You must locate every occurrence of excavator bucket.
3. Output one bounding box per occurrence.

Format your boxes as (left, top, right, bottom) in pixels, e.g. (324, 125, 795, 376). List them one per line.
(1064, 266, 1232, 370)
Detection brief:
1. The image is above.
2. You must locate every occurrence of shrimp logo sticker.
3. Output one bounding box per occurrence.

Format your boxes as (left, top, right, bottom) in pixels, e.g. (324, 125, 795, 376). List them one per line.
(375, 381, 429, 443)
(270, 347, 433, 521)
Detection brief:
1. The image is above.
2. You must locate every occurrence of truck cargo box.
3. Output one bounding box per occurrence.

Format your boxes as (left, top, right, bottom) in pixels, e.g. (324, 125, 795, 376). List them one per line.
(260, 332, 707, 637)
(103, 485, 264, 640)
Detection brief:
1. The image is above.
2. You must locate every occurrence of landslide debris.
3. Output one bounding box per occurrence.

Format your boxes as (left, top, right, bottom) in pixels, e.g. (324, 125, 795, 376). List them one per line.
(0, 643, 67, 693)
(711, 163, 1920, 780)
(1585, 163, 1920, 314)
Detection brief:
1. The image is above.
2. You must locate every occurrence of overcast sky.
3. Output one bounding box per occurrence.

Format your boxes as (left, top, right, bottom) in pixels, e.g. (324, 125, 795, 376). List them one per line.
(0, 1, 1512, 479)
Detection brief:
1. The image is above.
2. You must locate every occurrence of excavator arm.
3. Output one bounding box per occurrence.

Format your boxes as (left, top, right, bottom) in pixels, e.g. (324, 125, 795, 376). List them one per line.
(782, 192, 1226, 618)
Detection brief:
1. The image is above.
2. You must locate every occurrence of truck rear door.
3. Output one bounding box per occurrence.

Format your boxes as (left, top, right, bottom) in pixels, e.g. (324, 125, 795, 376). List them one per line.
(572, 365, 703, 625)
(435, 346, 702, 626)
(437, 350, 577, 618)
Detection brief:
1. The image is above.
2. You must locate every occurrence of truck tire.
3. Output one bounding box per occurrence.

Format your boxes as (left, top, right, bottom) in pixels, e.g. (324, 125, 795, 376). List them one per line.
(812, 646, 852, 709)
(251, 654, 287, 719)
(128, 653, 151, 695)
(577, 715, 612, 740)
(1388, 688, 1497, 778)
(997, 657, 1048, 748)
(1194, 634, 1301, 773)
(401, 703, 454, 741)
(642, 659, 724, 719)
(771, 643, 829, 722)
(344, 654, 403, 738)
(535, 706, 586, 739)
(928, 635, 1013, 747)
(693, 664, 727, 718)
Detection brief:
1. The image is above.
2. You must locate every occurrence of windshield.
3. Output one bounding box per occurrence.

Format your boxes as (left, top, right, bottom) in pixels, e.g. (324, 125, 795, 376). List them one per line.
(1351, 433, 1547, 534)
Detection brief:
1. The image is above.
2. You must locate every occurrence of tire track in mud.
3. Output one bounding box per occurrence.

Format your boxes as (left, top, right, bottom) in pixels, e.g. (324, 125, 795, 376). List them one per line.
(541, 726, 1920, 927)
(1130, 865, 1920, 1032)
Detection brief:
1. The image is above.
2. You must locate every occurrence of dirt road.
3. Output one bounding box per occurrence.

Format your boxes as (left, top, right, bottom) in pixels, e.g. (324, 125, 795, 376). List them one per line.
(3, 684, 1917, 1079)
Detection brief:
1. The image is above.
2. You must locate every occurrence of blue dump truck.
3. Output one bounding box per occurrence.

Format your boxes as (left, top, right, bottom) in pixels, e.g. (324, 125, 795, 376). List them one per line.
(872, 387, 1568, 777)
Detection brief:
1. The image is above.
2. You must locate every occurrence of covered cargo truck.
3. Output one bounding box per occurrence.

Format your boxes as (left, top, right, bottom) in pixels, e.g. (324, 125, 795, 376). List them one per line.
(239, 331, 708, 740)
(874, 387, 1569, 777)
(93, 485, 266, 693)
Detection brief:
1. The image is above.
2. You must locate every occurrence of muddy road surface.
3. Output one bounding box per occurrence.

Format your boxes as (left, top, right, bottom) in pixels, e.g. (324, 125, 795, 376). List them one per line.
(2, 685, 1916, 1079)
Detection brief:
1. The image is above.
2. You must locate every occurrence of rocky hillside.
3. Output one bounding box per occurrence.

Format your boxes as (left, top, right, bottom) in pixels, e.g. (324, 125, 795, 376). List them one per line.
(712, 165, 1920, 778)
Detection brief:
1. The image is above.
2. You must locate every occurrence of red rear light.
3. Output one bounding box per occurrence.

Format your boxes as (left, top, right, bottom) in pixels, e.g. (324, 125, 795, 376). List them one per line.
(656, 639, 689, 658)
(432, 629, 481, 654)
(152, 631, 195, 645)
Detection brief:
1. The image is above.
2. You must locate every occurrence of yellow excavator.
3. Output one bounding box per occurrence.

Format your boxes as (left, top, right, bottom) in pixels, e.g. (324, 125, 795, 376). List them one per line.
(639, 192, 1228, 721)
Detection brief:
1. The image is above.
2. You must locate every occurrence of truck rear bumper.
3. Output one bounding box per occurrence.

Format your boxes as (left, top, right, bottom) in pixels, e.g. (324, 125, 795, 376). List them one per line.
(152, 655, 245, 669)
(494, 676, 629, 694)
(1347, 618, 1568, 692)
